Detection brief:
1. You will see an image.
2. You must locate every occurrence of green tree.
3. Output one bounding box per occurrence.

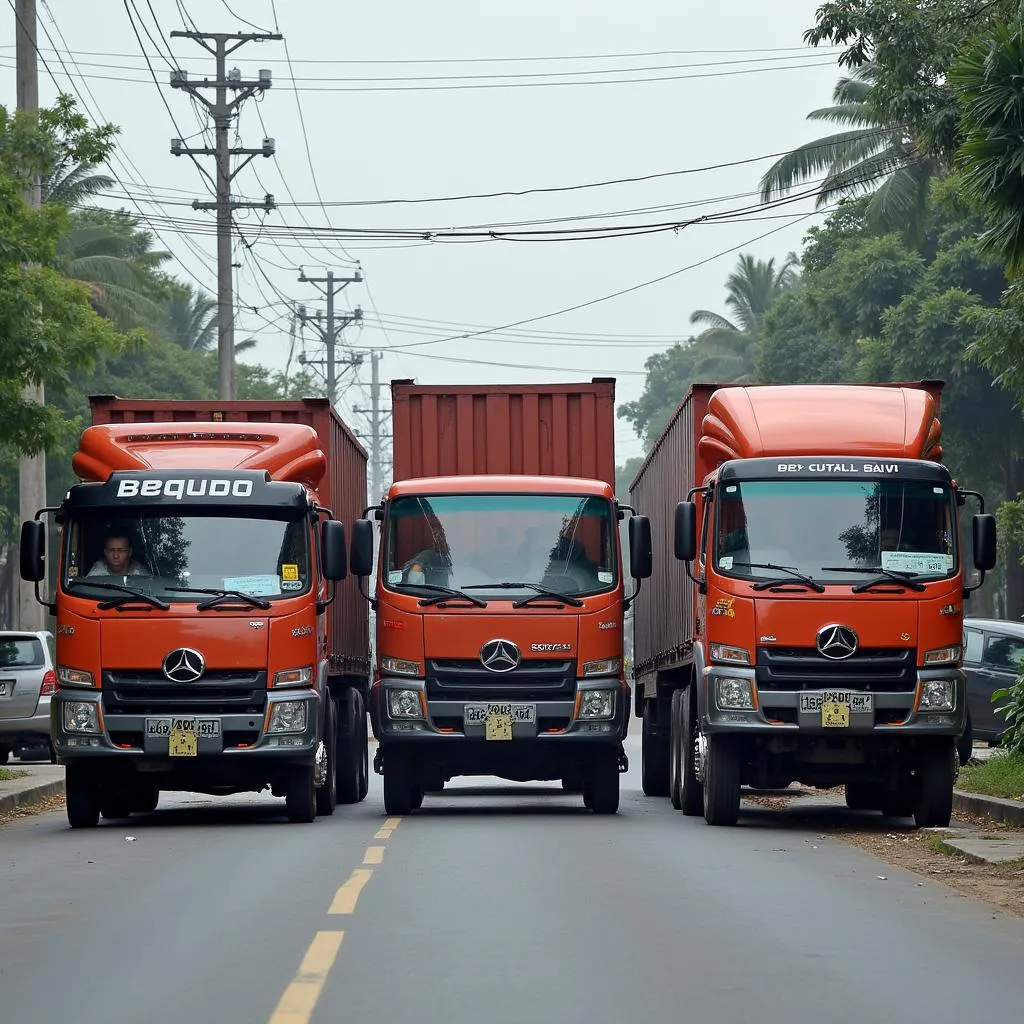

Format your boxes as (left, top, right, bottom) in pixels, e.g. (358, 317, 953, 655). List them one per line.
(617, 341, 701, 448)
(615, 456, 645, 499)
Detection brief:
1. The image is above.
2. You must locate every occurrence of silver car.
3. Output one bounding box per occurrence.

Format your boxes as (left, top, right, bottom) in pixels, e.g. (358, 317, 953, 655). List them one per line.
(0, 630, 57, 763)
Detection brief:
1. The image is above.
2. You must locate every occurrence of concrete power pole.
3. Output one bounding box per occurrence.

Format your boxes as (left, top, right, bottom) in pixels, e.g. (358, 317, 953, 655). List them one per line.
(296, 270, 363, 404)
(15, 0, 46, 632)
(168, 30, 281, 400)
(354, 351, 391, 503)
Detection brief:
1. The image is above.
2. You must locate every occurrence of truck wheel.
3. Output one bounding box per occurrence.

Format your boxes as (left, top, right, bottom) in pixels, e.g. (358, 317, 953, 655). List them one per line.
(411, 784, 424, 810)
(641, 701, 669, 797)
(382, 752, 416, 816)
(845, 782, 882, 811)
(914, 741, 955, 828)
(65, 767, 101, 829)
(286, 765, 317, 823)
(337, 689, 366, 805)
(100, 797, 133, 820)
(669, 690, 683, 810)
(562, 775, 584, 793)
(584, 755, 620, 814)
(679, 688, 703, 816)
(316, 694, 338, 817)
(702, 735, 741, 826)
(0, 745, 10, 765)
(356, 695, 370, 802)
(133, 787, 159, 813)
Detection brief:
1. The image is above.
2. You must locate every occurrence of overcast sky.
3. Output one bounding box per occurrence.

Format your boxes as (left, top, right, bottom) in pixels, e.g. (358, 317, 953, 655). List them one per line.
(2, 1, 845, 469)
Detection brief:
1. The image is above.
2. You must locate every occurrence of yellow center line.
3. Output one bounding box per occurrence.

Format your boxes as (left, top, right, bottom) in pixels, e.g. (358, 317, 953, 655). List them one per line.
(374, 828, 393, 840)
(268, 930, 344, 1024)
(328, 868, 373, 915)
(363, 845, 385, 865)
(383, 816, 402, 830)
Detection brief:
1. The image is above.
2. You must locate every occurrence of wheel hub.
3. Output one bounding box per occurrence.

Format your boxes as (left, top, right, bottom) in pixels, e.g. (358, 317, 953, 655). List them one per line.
(314, 740, 328, 787)
(695, 731, 708, 783)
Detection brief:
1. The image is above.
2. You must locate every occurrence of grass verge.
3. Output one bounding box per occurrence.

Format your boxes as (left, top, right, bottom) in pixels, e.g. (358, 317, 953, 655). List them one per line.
(0, 767, 29, 782)
(959, 751, 1024, 801)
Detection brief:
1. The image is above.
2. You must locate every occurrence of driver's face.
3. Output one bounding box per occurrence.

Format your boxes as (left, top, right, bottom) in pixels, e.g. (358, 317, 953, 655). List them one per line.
(104, 539, 131, 573)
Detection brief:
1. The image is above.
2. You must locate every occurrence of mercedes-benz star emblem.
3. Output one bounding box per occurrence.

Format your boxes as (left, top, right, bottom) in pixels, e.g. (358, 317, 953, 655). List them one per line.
(479, 639, 521, 673)
(815, 624, 859, 660)
(162, 647, 206, 682)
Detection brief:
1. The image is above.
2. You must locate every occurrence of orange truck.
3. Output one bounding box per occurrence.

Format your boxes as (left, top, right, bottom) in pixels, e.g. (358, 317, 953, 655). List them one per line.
(348, 378, 653, 815)
(19, 397, 371, 828)
(630, 381, 997, 827)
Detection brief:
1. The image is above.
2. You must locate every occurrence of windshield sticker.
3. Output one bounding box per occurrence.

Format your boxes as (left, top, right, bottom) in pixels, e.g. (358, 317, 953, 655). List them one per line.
(881, 551, 948, 575)
(719, 555, 734, 570)
(281, 580, 304, 591)
(281, 563, 300, 581)
(597, 570, 613, 583)
(222, 574, 281, 596)
(66, 565, 79, 577)
(387, 570, 402, 585)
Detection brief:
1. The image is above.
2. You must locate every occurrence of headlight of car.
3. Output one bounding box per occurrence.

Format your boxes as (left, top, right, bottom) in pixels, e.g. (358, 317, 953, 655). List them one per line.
(63, 701, 100, 734)
(577, 690, 615, 719)
(387, 689, 424, 720)
(919, 679, 955, 712)
(267, 701, 308, 734)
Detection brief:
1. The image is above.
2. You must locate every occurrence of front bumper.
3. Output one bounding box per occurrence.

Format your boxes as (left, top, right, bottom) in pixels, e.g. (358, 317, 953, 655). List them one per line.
(50, 688, 321, 765)
(370, 675, 630, 746)
(700, 664, 967, 737)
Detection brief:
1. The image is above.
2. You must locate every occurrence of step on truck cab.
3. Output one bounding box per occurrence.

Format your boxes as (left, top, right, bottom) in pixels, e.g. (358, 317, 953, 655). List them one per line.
(349, 379, 653, 815)
(20, 397, 371, 828)
(631, 381, 997, 828)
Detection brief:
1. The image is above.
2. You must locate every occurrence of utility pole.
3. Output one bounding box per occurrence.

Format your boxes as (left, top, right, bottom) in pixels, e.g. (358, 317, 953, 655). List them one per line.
(354, 351, 392, 502)
(168, 30, 281, 400)
(16, 0, 46, 632)
(296, 270, 364, 404)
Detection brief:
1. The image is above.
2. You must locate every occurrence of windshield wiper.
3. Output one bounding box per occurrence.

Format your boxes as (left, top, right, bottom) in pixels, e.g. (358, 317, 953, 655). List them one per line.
(820, 567, 927, 593)
(67, 579, 169, 610)
(165, 586, 272, 610)
(394, 583, 488, 608)
(463, 582, 585, 608)
(730, 562, 826, 593)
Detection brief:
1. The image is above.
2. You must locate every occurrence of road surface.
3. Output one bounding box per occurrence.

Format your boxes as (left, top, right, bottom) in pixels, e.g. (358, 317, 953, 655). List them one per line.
(2, 734, 1022, 1024)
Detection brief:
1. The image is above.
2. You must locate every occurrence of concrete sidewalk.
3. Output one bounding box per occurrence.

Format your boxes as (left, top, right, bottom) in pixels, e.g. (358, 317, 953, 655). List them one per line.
(0, 763, 65, 815)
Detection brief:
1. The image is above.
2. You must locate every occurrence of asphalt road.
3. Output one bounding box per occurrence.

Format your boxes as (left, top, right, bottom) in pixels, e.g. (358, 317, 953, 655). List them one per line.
(2, 735, 1023, 1024)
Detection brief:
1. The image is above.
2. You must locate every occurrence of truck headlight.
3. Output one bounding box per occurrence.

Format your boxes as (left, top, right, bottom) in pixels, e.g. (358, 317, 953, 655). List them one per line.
(709, 644, 751, 666)
(387, 689, 424, 720)
(63, 701, 100, 734)
(267, 701, 308, 734)
(919, 679, 954, 712)
(381, 656, 420, 677)
(273, 666, 313, 687)
(57, 666, 93, 688)
(923, 645, 961, 666)
(716, 677, 755, 711)
(582, 657, 622, 677)
(578, 690, 615, 719)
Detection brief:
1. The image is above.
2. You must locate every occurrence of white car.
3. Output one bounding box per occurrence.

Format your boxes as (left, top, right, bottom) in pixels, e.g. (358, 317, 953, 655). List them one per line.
(0, 630, 57, 763)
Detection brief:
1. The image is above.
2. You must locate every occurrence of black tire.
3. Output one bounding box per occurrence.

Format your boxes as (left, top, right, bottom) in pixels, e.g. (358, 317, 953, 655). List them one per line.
(845, 782, 882, 811)
(382, 751, 416, 816)
(286, 765, 317, 823)
(133, 787, 159, 813)
(562, 776, 584, 793)
(316, 694, 338, 817)
(0, 745, 10, 765)
(679, 688, 703, 816)
(411, 784, 424, 810)
(641, 701, 670, 797)
(100, 799, 133, 820)
(703, 734, 741, 826)
(65, 767, 101, 829)
(914, 741, 955, 828)
(585, 756, 620, 814)
(337, 689, 367, 805)
(669, 690, 683, 810)
(356, 697, 370, 802)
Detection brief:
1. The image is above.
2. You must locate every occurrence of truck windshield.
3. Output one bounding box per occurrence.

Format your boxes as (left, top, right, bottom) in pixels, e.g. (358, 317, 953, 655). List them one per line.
(384, 494, 617, 598)
(61, 511, 311, 602)
(714, 478, 957, 584)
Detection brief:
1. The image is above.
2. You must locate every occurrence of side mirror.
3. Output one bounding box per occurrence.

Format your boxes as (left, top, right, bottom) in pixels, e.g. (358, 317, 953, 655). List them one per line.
(320, 519, 347, 581)
(350, 518, 375, 578)
(628, 515, 652, 580)
(20, 520, 45, 582)
(972, 513, 996, 573)
(674, 501, 697, 562)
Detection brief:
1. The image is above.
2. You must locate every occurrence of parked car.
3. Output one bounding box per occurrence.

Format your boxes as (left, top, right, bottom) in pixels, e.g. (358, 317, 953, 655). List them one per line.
(962, 617, 1024, 749)
(0, 630, 57, 764)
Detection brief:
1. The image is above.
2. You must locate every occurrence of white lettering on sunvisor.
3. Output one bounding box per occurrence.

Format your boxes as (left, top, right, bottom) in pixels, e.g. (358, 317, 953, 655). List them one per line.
(115, 479, 254, 499)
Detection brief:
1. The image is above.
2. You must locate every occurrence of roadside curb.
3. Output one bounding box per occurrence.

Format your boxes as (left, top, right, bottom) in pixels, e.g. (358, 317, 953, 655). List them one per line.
(0, 778, 65, 816)
(952, 788, 1024, 828)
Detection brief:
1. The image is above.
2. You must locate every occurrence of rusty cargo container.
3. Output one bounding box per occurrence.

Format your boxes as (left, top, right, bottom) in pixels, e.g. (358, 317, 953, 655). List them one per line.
(85, 395, 370, 678)
(390, 378, 617, 487)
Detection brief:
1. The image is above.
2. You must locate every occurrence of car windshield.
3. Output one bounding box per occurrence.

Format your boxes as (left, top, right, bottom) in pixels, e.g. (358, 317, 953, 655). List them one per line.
(0, 637, 44, 668)
(714, 478, 957, 583)
(62, 511, 311, 602)
(383, 493, 617, 598)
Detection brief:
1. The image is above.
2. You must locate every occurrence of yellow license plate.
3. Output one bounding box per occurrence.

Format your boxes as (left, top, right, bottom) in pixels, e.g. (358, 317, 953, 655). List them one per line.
(485, 713, 513, 741)
(822, 701, 850, 728)
(169, 727, 198, 756)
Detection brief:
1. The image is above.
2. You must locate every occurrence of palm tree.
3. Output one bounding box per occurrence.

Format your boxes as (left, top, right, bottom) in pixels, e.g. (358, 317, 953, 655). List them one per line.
(162, 284, 258, 354)
(688, 253, 799, 382)
(41, 158, 113, 207)
(758, 64, 937, 239)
